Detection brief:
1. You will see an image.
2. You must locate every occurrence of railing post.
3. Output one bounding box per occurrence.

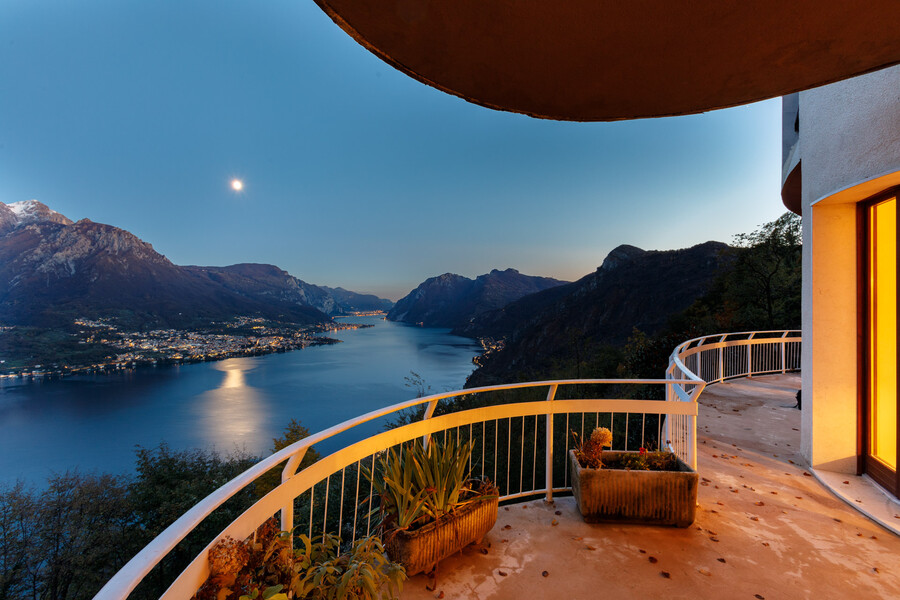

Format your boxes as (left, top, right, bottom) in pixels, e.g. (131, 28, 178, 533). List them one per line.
(280, 447, 309, 532)
(544, 384, 558, 502)
(421, 397, 440, 450)
(747, 340, 753, 377)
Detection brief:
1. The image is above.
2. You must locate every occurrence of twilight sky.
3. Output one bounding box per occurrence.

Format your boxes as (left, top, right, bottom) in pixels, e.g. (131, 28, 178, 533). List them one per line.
(0, 0, 786, 300)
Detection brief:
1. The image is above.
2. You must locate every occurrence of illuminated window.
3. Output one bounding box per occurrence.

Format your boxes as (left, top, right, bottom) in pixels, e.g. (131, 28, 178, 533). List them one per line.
(865, 193, 898, 489)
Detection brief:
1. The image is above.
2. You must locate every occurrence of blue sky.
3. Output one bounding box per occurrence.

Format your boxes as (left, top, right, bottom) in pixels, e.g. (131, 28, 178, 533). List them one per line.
(0, 0, 785, 300)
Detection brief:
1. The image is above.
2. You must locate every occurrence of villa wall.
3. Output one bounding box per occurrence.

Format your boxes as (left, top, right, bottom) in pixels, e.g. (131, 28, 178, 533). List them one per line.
(793, 66, 900, 474)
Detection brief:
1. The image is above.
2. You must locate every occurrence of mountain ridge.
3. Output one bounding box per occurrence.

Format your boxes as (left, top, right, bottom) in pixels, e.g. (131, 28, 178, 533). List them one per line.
(387, 268, 568, 330)
(0, 201, 391, 328)
(464, 241, 731, 386)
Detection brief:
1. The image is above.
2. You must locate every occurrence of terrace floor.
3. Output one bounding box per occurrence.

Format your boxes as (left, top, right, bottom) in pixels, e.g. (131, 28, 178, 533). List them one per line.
(403, 374, 900, 600)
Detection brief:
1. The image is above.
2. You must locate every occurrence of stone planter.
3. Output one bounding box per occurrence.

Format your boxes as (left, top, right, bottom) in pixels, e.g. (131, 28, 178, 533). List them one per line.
(569, 450, 698, 527)
(384, 494, 498, 576)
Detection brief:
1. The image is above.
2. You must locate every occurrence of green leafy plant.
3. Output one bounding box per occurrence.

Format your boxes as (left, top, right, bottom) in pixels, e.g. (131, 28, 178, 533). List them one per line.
(615, 447, 678, 471)
(365, 437, 497, 535)
(193, 519, 404, 600)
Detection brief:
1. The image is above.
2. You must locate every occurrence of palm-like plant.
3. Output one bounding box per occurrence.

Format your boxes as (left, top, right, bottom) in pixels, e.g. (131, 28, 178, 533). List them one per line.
(365, 437, 492, 533)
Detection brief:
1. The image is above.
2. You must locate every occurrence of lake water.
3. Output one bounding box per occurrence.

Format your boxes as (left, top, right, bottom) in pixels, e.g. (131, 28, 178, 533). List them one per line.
(0, 316, 481, 485)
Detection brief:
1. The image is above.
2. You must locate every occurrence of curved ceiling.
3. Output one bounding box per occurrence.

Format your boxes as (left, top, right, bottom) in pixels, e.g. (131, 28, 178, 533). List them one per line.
(314, 0, 900, 121)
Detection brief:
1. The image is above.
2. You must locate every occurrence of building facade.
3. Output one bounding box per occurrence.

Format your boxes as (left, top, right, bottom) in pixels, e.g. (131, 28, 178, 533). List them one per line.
(782, 66, 900, 498)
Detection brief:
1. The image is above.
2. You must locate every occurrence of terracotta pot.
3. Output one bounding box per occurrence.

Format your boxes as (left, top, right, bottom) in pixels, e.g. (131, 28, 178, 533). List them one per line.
(569, 450, 698, 527)
(384, 494, 498, 576)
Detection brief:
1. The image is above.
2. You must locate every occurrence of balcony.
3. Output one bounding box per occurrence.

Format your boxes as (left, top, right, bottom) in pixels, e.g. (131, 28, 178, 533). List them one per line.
(96, 331, 900, 599)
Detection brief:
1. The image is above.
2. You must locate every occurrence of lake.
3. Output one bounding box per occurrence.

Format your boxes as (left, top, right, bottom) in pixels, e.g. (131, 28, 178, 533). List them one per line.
(0, 316, 481, 485)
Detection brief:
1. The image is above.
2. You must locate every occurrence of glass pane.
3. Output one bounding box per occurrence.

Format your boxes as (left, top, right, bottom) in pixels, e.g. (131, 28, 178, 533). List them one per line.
(869, 197, 897, 470)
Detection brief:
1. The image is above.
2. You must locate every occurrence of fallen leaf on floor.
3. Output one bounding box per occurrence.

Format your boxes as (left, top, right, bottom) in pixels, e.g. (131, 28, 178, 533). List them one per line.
(639, 549, 646, 554)
(717, 501, 725, 506)
(698, 568, 711, 576)
(873, 567, 880, 573)
(803, 472, 812, 477)
(504, 507, 509, 511)
(502, 524, 512, 530)
(754, 595, 765, 599)
(501, 539, 508, 543)
(750, 516, 759, 521)
(770, 491, 778, 494)
(555, 510, 562, 515)
(649, 556, 658, 564)
(843, 481, 850, 485)
(857, 533, 863, 537)
(572, 536, 583, 541)
(551, 519, 559, 526)
(833, 518, 842, 523)
(660, 571, 671, 579)
(762, 542, 769, 547)
(498, 571, 507, 577)
(542, 571, 549, 578)
(480, 548, 488, 555)
(871, 535, 878, 540)
(755, 501, 765, 506)
(437, 592, 444, 599)
(709, 537, 720, 542)
(717, 558, 726, 563)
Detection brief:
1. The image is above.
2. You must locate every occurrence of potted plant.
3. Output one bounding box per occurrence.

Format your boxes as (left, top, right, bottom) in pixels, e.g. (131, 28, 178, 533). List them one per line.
(192, 518, 406, 600)
(366, 436, 498, 576)
(569, 427, 698, 527)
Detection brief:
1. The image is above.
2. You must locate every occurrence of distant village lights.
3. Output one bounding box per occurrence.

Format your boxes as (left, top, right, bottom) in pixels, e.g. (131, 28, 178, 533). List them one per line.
(230, 179, 244, 192)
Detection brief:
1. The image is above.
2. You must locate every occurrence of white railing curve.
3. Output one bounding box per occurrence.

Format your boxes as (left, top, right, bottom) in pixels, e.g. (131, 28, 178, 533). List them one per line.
(96, 330, 800, 600)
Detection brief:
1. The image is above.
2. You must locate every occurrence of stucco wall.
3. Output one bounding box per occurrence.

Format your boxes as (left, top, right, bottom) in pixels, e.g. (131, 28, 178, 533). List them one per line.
(798, 66, 900, 473)
(800, 67, 900, 206)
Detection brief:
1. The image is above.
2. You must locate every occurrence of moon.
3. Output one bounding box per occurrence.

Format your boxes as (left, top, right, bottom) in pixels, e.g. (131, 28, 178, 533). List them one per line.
(230, 179, 244, 191)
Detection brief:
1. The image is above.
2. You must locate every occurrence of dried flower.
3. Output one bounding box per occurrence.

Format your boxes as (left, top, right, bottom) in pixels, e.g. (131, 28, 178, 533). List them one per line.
(590, 427, 613, 448)
(207, 536, 249, 578)
(572, 427, 613, 469)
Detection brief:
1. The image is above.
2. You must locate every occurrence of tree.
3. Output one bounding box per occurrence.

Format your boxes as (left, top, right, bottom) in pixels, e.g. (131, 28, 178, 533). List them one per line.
(725, 212, 802, 330)
(254, 418, 321, 498)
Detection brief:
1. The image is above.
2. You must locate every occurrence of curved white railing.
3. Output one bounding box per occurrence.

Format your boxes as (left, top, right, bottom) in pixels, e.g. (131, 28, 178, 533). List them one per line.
(668, 330, 801, 385)
(96, 331, 800, 600)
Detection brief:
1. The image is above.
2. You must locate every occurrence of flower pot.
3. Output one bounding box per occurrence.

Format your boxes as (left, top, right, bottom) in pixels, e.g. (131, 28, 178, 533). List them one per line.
(384, 493, 499, 575)
(569, 450, 698, 527)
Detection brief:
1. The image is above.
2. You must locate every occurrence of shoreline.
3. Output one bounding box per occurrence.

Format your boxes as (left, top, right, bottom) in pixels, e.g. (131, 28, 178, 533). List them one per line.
(0, 321, 376, 382)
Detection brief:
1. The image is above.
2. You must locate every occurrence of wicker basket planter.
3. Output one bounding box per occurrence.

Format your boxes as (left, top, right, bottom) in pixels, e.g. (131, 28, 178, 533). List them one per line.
(384, 493, 499, 576)
(569, 450, 698, 527)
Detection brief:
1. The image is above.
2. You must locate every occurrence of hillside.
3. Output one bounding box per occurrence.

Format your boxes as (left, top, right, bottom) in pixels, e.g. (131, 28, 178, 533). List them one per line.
(387, 268, 567, 329)
(465, 241, 730, 386)
(0, 200, 390, 329)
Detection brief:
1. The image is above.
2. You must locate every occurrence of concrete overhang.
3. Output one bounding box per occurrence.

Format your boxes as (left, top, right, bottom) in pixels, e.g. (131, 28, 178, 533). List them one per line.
(314, 1, 900, 121)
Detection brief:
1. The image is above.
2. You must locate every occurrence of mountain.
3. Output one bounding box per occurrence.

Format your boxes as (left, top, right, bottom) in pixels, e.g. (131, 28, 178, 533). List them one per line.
(184, 264, 340, 316)
(387, 269, 568, 329)
(0, 202, 332, 328)
(464, 241, 730, 386)
(320, 286, 394, 312)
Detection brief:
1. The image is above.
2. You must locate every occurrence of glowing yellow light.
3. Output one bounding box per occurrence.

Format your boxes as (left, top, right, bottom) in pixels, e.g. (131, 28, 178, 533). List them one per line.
(231, 179, 244, 192)
(869, 196, 897, 470)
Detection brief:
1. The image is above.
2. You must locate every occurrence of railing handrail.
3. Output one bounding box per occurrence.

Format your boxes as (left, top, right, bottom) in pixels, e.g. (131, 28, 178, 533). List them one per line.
(668, 329, 801, 386)
(97, 331, 801, 600)
(95, 377, 699, 600)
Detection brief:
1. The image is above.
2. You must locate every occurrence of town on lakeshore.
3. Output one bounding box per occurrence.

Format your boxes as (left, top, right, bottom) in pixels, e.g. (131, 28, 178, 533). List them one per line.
(0, 312, 386, 379)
